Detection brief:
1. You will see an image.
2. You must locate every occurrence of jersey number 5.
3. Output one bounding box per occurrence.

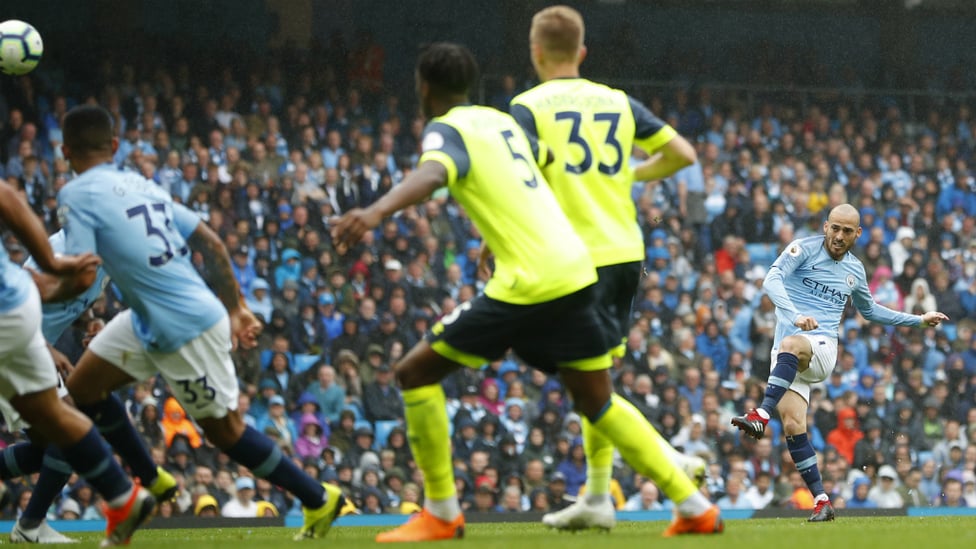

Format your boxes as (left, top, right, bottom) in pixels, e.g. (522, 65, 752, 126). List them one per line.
(126, 203, 189, 267)
(501, 130, 539, 188)
(555, 111, 623, 176)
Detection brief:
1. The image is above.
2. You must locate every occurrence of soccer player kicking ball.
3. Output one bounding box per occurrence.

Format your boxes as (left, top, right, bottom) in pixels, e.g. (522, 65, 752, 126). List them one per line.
(0, 182, 153, 547)
(55, 105, 345, 541)
(732, 204, 948, 522)
(331, 42, 722, 543)
(510, 5, 709, 532)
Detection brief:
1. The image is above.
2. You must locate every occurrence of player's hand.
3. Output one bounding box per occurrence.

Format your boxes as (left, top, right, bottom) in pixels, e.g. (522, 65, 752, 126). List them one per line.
(48, 344, 74, 379)
(230, 304, 262, 351)
(920, 311, 949, 327)
(329, 209, 383, 248)
(794, 315, 819, 331)
(477, 244, 493, 279)
(49, 253, 100, 276)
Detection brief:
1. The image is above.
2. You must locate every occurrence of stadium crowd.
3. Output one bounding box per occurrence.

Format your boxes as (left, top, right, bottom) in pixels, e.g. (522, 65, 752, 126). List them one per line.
(2, 35, 976, 521)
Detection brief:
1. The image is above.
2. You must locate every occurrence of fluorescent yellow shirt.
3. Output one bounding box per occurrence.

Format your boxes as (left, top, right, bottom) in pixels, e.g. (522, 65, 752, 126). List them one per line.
(511, 79, 677, 267)
(419, 105, 596, 304)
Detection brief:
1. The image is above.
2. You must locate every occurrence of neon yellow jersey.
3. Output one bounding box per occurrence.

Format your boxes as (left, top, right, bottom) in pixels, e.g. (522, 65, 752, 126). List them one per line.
(511, 78, 677, 267)
(419, 105, 596, 304)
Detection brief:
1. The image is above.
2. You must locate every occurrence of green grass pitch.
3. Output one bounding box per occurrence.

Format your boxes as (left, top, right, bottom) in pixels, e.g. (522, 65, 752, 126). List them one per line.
(58, 516, 976, 548)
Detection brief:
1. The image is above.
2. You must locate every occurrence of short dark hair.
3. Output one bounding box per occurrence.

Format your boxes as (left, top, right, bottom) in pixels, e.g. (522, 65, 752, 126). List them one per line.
(416, 42, 478, 97)
(63, 106, 114, 155)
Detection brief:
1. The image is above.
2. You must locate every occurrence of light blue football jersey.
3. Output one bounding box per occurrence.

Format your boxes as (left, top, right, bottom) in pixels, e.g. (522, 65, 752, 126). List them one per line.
(0, 241, 31, 314)
(58, 163, 224, 352)
(23, 231, 111, 342)
(764, 235, 920, 348)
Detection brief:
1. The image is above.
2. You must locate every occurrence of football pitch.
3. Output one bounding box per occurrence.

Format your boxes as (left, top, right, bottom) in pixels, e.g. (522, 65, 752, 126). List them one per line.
(57, 516, 976, 548)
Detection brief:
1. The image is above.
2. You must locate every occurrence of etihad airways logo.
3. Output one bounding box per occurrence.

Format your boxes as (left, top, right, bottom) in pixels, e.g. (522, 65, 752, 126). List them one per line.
(801, 278, 850, 305)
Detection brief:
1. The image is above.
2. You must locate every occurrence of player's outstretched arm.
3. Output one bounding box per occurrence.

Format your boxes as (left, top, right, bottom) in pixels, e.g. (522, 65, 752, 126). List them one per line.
(632, 134, 697, 183)
(331, 160, 446, 248)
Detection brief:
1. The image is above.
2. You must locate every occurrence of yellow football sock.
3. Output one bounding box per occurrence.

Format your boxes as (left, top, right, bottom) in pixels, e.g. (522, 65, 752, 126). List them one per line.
(582, 417, 613, 498)
(402, 384, 455, 501)
(591, 394, 697, 503)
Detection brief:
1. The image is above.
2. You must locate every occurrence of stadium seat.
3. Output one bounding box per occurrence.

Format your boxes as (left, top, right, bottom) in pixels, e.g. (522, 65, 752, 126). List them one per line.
(292, 353, 320, 375)
(745, 243, 778, 267)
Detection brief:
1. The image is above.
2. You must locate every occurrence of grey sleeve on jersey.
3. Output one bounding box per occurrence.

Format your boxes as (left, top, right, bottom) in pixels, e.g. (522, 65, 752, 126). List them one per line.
(628, 95, 668, 139)
(423, 122, 470, 179)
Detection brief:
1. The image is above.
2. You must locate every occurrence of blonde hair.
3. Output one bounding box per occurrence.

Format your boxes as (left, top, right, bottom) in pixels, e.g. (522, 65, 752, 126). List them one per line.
(530, 5, 584, 63)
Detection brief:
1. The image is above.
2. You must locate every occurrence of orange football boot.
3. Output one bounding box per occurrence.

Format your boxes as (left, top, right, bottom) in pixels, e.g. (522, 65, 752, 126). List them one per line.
(375, 509, 465, 542)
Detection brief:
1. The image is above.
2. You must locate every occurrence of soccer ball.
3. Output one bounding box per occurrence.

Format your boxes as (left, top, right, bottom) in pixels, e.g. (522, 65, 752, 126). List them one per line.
(0, 20, 43, 76)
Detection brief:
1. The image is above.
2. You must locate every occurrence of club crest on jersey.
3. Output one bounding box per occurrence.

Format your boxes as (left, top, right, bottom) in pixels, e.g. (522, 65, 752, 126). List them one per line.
(788, 245, 800, 256)
(846, 274, 856, 288)
(422, 131, 444, 152)
(57, 205, 69, 227)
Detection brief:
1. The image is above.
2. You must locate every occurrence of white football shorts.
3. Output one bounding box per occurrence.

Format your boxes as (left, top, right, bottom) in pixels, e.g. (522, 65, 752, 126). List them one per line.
(770, 333, 838, 403)
(0, 284, 64, 431)
(89, 309, 239, 419)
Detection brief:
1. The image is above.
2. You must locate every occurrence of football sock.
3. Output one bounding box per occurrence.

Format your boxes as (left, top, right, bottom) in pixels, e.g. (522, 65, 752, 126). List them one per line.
(403, 384, 459, 521)
(787, 433, 825, 498)
(582, 416, 612, 503)
(226, 425, 326, 508)
(21, 446, 72, 526)
(77, 395, 158, 485)
(590, 395, 698, 508)
(60, 428, 132, 502)
(760, 352, 800, 416)
(0, 441, 44, 479)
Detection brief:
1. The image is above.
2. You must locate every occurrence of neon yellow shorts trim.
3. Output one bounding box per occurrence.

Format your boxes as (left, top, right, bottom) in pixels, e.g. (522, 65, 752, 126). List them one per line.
(430, 340, 489, 368)
(558, 353, 612, 371)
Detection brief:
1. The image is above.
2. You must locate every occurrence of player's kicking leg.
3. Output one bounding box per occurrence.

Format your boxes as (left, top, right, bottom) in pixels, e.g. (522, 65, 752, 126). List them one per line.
(731, 335, 814, 439)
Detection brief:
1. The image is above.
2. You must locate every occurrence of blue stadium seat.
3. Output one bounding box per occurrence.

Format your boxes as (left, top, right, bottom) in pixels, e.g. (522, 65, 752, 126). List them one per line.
(745, 243, 778, 267)
(292, 354, 320, 375)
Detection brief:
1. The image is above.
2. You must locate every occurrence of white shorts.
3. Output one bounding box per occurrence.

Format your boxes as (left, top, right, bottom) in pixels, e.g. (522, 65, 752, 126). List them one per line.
(0, 285, 63, 430)
(88, 310, 239, 419)
(771, 334, 838, 403)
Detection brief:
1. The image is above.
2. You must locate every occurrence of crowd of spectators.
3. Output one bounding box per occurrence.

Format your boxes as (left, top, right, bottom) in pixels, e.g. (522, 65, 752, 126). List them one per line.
(2, 37, 976, 522)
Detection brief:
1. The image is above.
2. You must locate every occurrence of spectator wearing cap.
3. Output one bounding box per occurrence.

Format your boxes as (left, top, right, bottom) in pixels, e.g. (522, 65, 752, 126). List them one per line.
(346, 425, 375, 468)
(231, 244, 257, 296)
(452, 417, 480, 462)
(472, 476, 497, 513)
(194, 494, 221, 517)
(846, 476, 878, 509)
(449, 384, 488, 429)
(246, 277, 273, 323)
(222, 477, 259, 517)
(932, 419, 968, 467)
(453, 239, 482, 286)
(547, 471, 572, 511)
(316, 291, 345, 342)
(59, 498, 82, 520)
(867, 464, 904, 508)
(256, 394, 298, 450)
(362, 362, 403, 423)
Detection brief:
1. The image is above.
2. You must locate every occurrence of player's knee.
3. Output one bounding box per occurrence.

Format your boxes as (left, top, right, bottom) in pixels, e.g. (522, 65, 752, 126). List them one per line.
(780, 414, 806, 436)
(778, 336, 808, 359)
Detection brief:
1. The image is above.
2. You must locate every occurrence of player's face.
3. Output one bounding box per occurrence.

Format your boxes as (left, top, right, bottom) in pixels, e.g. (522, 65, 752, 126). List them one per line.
(823, 216, 861, 260)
